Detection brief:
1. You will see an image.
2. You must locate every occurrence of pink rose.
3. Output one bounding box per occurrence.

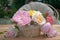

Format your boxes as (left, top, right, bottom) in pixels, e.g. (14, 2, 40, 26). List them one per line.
(46, 16, 53, 25)
(5, 27, 19, 38)
(47, 30, 57, 38)
(41, 22, 57, 38)
(41, 22, 52, 34)
(45, 11, 53, 25)
(12, 10, 31, 26)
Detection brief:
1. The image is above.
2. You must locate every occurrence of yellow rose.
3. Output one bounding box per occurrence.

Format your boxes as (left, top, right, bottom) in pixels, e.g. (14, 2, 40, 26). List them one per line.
(29, 10, 35, 16)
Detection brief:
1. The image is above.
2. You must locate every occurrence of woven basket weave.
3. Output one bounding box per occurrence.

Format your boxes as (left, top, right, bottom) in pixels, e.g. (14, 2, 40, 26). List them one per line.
(19, 25, 40, 37)
(20, 2, 59, 23)
(11, 2, 59, 37)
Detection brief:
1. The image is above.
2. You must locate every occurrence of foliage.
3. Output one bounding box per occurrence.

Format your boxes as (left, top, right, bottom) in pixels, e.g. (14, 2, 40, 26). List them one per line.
(0, 0, 60, 18)
(42, 0, 60, 9)
(8, 0, 26, 18)
(0, 0, 9, 18)
(0, 0, 25, 18)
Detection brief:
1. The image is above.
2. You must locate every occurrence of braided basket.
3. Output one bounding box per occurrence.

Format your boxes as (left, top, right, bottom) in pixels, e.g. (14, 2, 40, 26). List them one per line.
(11, 2, 59, 37)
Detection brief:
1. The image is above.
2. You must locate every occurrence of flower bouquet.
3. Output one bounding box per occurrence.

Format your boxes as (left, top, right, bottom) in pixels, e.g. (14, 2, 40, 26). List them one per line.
(5, 10, 57, 38)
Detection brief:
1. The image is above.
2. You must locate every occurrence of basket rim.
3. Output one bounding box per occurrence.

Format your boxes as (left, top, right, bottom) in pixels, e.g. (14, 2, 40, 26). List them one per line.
(45, 3, 59, 20)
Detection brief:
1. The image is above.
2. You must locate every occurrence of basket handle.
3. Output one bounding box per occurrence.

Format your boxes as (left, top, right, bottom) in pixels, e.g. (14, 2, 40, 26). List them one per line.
(45, 4, 59, 20)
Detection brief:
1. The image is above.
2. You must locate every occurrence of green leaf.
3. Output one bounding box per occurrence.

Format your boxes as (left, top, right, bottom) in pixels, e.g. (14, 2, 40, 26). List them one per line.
(42, 14, 46, 18)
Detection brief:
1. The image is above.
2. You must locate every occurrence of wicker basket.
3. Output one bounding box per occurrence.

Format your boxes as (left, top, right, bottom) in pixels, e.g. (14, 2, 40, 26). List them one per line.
(11, 2, 59, 37)
(20, 2, 59, 24)
(19, 25, 40, 37)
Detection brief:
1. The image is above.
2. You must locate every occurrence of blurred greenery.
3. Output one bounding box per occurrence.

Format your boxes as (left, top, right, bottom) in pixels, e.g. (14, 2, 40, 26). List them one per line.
(0, 0, 60, 19)
(0, 0, 8, 18)
(42, 0, 60, 9)
(57, 9, 60, 20)
(10, 0, 25, 18)
(0, 0, 60, 24)
(0, 0, 25, 18)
